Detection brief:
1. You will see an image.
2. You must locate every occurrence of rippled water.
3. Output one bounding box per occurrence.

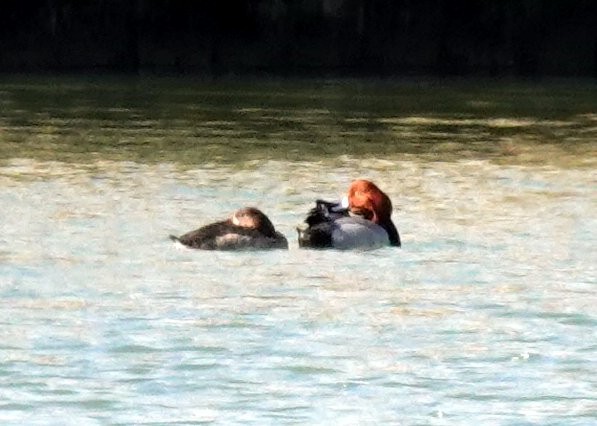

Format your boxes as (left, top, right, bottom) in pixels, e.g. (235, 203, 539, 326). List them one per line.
(0, 78, 596, 424)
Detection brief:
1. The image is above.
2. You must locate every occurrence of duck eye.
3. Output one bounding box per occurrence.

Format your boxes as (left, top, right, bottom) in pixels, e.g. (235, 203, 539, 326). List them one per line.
(355, 190, 367, 200)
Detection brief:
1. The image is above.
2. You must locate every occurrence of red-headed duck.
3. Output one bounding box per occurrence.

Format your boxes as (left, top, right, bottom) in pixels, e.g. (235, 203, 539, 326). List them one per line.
(170, 207, 288, 250)
(297, 180, 401, 249)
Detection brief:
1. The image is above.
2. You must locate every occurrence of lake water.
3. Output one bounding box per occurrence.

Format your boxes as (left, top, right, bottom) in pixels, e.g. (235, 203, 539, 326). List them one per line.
(0, 77, 596, 424)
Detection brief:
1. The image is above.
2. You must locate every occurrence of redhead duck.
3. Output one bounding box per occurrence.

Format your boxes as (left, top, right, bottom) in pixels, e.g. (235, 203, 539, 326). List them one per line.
(170, 207, 288, 250)
(297, 180, 401, 249)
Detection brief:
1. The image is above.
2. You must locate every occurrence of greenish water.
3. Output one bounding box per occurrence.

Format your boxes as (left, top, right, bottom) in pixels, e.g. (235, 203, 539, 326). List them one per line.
(0, 77, 595, 424)
(1, 76, 595, 166)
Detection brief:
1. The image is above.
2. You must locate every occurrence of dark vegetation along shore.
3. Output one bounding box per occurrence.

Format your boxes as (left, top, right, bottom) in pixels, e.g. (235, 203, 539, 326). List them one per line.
(1, 0, 596, 78)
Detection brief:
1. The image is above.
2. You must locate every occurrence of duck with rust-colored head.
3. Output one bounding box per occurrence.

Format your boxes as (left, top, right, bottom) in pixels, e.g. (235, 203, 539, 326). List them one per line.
(297, 179, 401, 250)
(170, 207, 288, 250)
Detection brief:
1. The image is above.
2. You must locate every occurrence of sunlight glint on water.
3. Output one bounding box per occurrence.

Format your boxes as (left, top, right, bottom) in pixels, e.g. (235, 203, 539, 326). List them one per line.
(1, 157, 595, 424)
(0, 79, 596, 424)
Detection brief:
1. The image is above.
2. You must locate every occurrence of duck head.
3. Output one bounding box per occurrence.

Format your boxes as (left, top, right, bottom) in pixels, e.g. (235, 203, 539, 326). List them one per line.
(346, 179, 401, 247)
(347, 180, 392, 223)
(231, 207, 277, 238)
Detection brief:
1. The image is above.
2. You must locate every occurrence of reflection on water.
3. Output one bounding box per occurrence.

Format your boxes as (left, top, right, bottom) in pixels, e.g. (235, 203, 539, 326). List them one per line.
(0, 78, 596, 424)
(0, 77, 595, 166)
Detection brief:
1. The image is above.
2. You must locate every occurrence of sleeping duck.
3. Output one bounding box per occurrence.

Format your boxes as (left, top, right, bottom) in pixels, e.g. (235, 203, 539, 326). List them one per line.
(297, 179, 400, 250)
(170, 207, 288, 250)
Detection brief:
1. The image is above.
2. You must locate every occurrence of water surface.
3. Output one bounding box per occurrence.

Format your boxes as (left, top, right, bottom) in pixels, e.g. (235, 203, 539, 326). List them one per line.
(0, 77, 595, 424)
